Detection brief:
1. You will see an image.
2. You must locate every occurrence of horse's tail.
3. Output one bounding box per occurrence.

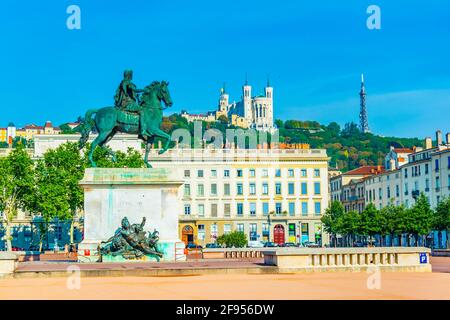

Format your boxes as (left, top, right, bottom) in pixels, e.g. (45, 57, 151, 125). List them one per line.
(78, 109, 98, 150)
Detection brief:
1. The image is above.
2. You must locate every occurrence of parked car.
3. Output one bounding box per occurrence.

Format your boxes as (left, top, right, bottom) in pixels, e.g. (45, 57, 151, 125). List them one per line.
(263, 242, 278, 247)
(186, 243, 203, 249)
(281, 242, 297, 248)
(247, 240, 265, 248)
(205, 243, 221, 248)
(353, 241, 367, 248)
(27, 245, 40, 252)
(303, 241, 319, 248)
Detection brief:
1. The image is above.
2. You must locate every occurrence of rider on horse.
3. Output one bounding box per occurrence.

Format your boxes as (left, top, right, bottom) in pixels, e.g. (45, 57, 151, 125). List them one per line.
(114, 69, 149, 137)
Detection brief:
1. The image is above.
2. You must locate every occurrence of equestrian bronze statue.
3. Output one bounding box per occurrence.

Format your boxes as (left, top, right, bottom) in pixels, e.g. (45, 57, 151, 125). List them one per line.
(77, 70, 173, 168)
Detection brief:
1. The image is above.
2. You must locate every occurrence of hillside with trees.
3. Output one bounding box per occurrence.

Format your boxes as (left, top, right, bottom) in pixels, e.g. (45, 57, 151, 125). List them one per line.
(153, 114, 423, 172)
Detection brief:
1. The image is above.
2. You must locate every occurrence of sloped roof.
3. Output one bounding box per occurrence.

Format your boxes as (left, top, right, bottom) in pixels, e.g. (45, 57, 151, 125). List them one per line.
(344, 166, 385, 176)
(393, 148, 413, 153)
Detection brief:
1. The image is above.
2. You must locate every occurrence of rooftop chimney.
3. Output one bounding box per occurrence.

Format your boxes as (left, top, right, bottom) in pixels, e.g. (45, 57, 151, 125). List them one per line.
(436, 130, 443, 146)
(425, 137, 432, 149)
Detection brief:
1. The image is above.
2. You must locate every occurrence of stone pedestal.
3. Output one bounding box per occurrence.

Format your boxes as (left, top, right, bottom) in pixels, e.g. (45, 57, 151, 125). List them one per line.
(78, 168, 186, 263)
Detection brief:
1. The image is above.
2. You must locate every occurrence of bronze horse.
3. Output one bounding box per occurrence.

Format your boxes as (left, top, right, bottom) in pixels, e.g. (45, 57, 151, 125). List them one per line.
(78, 81, 172, 168)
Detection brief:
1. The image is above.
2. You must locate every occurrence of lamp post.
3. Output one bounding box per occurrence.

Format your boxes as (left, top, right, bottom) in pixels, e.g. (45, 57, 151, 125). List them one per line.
(267, 211, 274, 242)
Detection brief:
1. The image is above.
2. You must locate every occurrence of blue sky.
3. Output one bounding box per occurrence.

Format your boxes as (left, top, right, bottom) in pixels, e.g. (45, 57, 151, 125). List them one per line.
(1, 0, 449, 138)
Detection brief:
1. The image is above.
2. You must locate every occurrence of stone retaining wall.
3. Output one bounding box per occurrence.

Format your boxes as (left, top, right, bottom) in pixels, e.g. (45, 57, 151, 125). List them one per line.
(263, 247, 432, 272)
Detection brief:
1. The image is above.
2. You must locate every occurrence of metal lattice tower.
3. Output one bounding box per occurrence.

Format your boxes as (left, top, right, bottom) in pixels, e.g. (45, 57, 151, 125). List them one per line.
(359, 74, 370, 133)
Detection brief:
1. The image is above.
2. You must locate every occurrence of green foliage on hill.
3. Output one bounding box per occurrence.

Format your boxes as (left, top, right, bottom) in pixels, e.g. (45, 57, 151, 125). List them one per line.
(276, 120, 423, 171)
(159, 114, 423, 172)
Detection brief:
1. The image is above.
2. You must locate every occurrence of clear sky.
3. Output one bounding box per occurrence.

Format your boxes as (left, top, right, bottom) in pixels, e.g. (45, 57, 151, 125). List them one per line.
(1, 0, 449, 138)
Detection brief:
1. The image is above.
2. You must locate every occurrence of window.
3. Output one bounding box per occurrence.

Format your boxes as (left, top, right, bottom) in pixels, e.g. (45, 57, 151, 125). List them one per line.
(249, 169, 256, 177)
(404, 168, 408, 178)
(301, 182, 308, 195)
(275, 183, 282, 195)
(436, 176, 441, 189)
(224, 169, 230, 177)
(249, 183, 256, 195)
(198, 225, 205, 240)
(276, 203, 282, 214)
(275, 169, 281, 177)
(197, 184, 204, 196)
(237, 224, 244, 233)
(236, 183, 243, 195)
(224, 224, 232, 235)
(224, 183, 230, 196)
(249, 202, 256, 215)
(302, 202, 308, 216)
(262, 202, 269, 215)
(262, 223, 269, 236)
(262, 169, 268, 177)
(387, 186, 390, 198)
(314, 169, 320, 177)
(435, 159, 439, 172)
(184, 170, 190, 178)
(378, 188, 382, 200)
(289, 202, 295, 216)
(184, 204, 191, 215)
(249, 223, 257, 241)
(224, 203, 231, 217)
(237, 203, 243, 216)
(210, 183, 217, 196)
(237, 169, 243, 177)
(184, 184, 191, 196)
(211, 204, 218, 217)
(396, 185, 400, 197)
(198, 204, 205, 217)
(288, 169, 294, 177)
(288, 183, 295, 195)
(314, 182, 321, 195)
(425, 179, 430, 191)
(314, 202, 321, 215)
(211, 169, 217, 177)
(197, 170, 204, 178)
(262, 183, 269, 195)
(301, 169, 307, 177)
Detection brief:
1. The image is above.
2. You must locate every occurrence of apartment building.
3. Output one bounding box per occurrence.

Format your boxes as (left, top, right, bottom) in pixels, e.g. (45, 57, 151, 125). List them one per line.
(148, 148, 330, 246)
(330, 166, 385, 205)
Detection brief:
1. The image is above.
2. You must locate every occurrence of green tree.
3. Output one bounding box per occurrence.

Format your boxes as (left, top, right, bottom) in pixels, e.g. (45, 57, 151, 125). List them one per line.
(217, 115, 228, 124)
(337, 210, 360, 247)
(59, 123, 75, 134)
(359, 203, 381, 245)
(410, 193, 434, 246)
(433, 197, 450, 248)
(34, 142, 85, 247)
(379, 203, 405, 246)
(217, 231, 247, 248)
(321, 201, 344, 247)
(0, 145, 35, 251)
(83, 145, 145, 168)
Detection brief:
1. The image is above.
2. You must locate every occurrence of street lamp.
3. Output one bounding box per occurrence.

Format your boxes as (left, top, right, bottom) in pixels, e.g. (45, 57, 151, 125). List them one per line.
(267, 211, 274, 242)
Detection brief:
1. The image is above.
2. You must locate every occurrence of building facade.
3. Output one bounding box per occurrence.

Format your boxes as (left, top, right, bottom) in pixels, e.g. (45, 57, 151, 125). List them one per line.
(148, 148, 329, 246)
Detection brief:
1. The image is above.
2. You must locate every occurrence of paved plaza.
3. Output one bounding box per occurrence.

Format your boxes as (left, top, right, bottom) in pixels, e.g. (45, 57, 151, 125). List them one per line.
(0, 257, 449, 300)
